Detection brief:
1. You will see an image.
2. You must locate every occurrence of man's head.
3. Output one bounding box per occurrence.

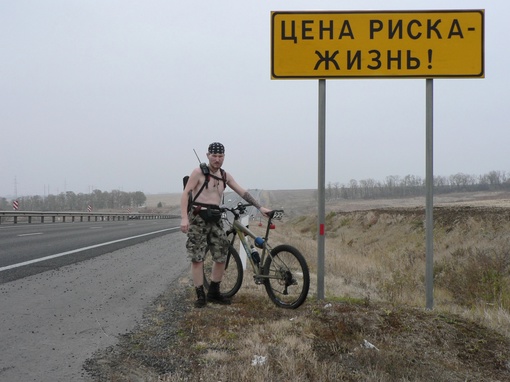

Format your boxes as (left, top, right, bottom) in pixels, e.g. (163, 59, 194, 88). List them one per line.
(206, 142, 225, 170)
(208, 142, 225, 155)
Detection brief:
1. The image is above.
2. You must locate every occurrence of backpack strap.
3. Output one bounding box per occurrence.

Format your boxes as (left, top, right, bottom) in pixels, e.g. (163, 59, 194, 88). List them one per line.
(192, 181, 208, 203)
(222, 169, 227, 188)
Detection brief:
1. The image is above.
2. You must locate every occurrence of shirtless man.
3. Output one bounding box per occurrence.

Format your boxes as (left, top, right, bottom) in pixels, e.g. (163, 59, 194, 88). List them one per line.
(180, 142, 271, 307)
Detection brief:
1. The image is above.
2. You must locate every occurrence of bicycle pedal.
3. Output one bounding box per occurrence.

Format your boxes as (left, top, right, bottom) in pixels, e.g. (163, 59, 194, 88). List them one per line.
(253, 276, 264, 285)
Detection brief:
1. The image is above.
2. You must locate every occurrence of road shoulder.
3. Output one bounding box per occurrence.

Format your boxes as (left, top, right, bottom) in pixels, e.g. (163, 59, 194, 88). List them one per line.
(0, 233, 188, 382)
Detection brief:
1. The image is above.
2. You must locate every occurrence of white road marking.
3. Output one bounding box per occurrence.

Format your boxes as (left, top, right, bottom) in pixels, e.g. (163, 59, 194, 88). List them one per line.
(17, 232, 43, 237)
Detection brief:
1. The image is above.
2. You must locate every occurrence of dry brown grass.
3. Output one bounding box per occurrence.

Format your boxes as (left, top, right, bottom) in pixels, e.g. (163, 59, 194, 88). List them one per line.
(277, 206, 510, 335)
(159, 295, 510, 382)
(86, 190, 510, 381)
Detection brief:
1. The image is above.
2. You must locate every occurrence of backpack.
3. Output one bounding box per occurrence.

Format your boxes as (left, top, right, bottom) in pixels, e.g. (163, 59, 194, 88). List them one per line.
(183, 165, 227, 212)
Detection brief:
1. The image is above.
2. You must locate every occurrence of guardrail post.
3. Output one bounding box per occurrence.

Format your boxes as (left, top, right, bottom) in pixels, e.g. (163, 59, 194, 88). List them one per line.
(41, 216, 44, 223)
(28, 216, 32, 224)
(14, 216, 17, 224)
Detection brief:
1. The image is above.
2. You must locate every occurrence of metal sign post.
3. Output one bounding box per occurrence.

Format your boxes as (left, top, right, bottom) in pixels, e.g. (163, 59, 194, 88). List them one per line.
(425, 79, 434, 309)
(317, 79, 326, 300)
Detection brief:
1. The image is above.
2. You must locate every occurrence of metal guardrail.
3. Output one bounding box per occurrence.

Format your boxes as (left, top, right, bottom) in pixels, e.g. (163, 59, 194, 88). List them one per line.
(0, 211, 179, 224)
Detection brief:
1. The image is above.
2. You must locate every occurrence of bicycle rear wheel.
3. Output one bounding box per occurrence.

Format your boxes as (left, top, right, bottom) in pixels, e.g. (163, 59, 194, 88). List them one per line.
(203, 244, 243, 298)
(263, 244, 310, 309)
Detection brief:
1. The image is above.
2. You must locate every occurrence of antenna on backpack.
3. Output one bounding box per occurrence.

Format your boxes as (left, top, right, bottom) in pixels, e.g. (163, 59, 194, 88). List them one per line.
(193, 149, 202, 164)
(193, 148, 210, 176)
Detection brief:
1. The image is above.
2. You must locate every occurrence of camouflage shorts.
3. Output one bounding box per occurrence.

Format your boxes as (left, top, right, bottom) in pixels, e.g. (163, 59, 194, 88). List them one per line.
(186, 214, 228, 263)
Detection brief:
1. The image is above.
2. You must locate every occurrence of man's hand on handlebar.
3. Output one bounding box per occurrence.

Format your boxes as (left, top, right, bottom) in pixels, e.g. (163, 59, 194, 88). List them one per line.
(259, 206, 271, 218)
(240, 203, 271, 218)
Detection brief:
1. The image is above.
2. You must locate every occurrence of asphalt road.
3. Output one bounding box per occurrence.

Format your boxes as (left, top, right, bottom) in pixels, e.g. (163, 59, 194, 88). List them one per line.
(0, 219, 179, 283)
(0, 231, 189, 382)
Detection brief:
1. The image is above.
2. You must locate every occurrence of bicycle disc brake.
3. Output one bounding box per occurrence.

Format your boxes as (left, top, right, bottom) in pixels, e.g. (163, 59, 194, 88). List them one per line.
(281, 270, 297, 295)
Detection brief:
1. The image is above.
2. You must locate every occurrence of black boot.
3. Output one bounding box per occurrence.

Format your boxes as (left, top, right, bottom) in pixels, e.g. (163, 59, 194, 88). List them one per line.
(194, 285, 207, 308)
(207, 281, 231, 305)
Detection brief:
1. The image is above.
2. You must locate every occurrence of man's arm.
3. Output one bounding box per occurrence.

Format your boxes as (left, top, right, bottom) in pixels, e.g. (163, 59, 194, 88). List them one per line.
(242, 191, 262, 209)
(225, 173, 270, 216)
(244, 192, 271, 217)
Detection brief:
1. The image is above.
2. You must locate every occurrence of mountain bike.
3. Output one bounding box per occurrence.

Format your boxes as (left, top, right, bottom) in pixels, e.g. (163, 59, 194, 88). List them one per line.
(203, 203, 310, 309)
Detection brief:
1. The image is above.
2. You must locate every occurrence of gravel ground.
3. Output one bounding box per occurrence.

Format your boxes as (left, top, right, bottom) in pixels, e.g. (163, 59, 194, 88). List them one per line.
(0, 233, 188, 382)
(83, 279, 193, 381)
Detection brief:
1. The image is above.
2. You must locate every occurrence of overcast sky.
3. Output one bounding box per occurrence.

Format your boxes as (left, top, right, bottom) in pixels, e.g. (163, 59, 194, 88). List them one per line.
(1, 0, 507, 198)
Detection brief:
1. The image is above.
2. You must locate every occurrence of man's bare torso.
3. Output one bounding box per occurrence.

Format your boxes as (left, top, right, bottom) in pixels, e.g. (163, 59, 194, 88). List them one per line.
(193, 169, 227, 206)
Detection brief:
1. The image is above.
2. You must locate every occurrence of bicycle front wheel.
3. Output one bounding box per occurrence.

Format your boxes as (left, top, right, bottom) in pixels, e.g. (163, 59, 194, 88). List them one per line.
(203, 244, 243, 298)
(263, 244, 310, 309)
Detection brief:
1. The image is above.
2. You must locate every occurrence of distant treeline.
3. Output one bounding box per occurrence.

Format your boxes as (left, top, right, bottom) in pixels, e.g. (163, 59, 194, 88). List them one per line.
(326, 170, 510, 200)
(0, 190, 147, 211)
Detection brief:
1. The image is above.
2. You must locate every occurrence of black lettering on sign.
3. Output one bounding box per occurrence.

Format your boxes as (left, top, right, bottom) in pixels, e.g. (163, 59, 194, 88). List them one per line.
(370, 18, 468, 40)
(302, 20, 314, 40)
(310, 50, 423, 72)
(448, 19, 464, 38)
(338, 20, 355, 39)
(319, 20, 334, 39)
(314, 50, 340, 70)
(281, 20, 297, 43)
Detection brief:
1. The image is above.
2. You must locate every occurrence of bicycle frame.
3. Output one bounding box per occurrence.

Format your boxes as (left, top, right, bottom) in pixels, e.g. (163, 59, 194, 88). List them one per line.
(225, 206, 283, 278)
(232, 219, 265, 275)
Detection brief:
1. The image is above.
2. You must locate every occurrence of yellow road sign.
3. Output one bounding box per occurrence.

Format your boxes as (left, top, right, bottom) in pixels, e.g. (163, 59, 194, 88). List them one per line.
(271, 10, 484, 79)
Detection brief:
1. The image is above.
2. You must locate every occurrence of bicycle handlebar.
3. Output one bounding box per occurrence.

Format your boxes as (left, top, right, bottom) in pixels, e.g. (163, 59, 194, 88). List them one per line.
(219, 203, 252, 216)
(219, 203, 284, 220)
